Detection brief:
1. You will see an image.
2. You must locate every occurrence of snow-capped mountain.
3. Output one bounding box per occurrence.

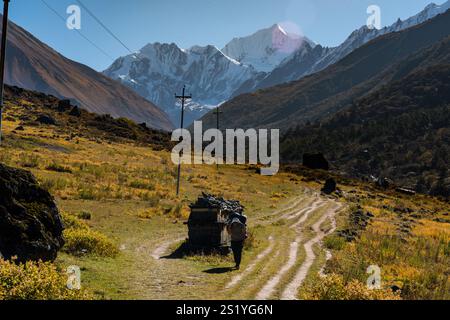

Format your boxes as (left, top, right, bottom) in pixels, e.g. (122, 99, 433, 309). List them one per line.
(103, 1, 450, 127)
(222, 24, 314, 73)
(256, 1, 450, 90)
(104, 43, 260, 126)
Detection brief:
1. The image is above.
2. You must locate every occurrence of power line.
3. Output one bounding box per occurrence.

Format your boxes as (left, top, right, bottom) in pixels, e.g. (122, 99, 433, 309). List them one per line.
(40, 0, 114, 61)
(75, 0, 135, 55)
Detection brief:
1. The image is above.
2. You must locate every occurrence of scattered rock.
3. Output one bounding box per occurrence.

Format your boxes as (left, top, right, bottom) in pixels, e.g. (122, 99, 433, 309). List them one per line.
(434, 218, 450, 224)
(303, 153, 329, 170)
(57, 99, 72, 112)
(36, 114, 57, 125)
(0, 164, 65, 262)
(321, 178, 337, 194)
(338, 207, 373, 242)
(391, 285, 401, 293)
(69, 106, 82, 117)
(376, 177, 393, 189)
(77, 211, 92, 220)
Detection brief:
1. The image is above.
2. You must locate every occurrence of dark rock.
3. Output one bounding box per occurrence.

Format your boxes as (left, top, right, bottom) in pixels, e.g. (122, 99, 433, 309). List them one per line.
(375, 177, 393, 189)
(0, 164, 65, 262)
(77, 211, 92, 220)
(321, 178, 337, 194)
(303, 153, 329, 170)
(391, 285, 401, 293)
(69, 106, 82, 117)
(338, 208, 373, 242)
(15, 126, 25, 131)
(57, 99, 72, 112)
(36, 114, 57, 125)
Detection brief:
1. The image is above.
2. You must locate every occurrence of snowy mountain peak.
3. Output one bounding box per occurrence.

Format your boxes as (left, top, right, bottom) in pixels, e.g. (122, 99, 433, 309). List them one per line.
(104, 40, 260, 127)
(274, 23, 288, 36)
(222, 23, 314, 72)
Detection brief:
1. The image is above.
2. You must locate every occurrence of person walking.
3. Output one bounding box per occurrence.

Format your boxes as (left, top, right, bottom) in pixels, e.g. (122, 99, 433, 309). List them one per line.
(227, 213, 248, 270)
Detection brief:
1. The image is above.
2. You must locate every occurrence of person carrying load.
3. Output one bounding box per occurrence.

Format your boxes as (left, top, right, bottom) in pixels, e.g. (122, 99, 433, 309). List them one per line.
(227, 212, 248, 270)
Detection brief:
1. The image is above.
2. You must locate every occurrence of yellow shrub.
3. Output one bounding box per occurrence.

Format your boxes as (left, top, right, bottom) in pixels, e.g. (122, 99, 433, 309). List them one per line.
(301, 274, 401, 300)
(61, 212, 89, 231)
(0, 259, 92, 300)
(137, 207, 161, 219)
(63, 229, 118, 258)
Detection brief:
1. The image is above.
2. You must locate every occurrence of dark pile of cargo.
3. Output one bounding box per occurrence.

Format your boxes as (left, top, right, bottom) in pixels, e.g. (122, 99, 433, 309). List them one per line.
(190, 193, 245, 215)
(187, 193, 245, 253)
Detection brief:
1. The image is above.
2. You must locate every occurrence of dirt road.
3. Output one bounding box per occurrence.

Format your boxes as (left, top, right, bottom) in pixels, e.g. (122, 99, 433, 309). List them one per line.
(147, 192, 344, 300)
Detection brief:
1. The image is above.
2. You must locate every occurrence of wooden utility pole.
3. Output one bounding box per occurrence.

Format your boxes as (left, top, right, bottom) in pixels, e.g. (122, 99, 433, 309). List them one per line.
(175, 85, 192, 197)
(0, 0, 10, 146)
(213, 106, 222, 170)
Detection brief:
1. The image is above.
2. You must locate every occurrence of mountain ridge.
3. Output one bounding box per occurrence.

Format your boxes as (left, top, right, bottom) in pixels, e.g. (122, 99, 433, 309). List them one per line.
(104, 42, 262, 126)
(198, 8, 450, 131)
(250, 0, 450, 91)
(2, 15, 173, 131)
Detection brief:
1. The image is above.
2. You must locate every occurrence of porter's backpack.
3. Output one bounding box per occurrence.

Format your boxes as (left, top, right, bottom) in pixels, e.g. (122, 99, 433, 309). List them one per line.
(229, 218, 248, 242)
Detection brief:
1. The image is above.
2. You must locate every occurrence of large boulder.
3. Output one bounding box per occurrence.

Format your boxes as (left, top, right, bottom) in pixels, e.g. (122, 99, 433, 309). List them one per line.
(0, 164, 64, 262)
(303, 153, 329, 170)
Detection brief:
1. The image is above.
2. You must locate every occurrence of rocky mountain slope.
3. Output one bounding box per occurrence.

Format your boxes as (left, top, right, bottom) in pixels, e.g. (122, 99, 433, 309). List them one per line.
(253, 1, 450, 90)
(199, 9, 450, 131)
(103, 24, 314, 127)
(2, 16, 173, 131)
(104, 43, 261, 126)
(222, 24, 314, 73)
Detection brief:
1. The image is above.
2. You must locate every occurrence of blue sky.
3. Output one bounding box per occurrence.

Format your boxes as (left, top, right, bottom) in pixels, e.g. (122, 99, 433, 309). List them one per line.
(5, 0, 445, 71)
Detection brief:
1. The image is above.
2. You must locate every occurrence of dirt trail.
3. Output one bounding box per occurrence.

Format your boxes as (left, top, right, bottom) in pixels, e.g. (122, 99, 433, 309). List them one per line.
(225, 236, 275, 289)
(145, 191, 344, 301)
(255, 237, 300, 300)
(151, 238, 185, 260)
(254, 199, 325, 300)
(281, 203, 342, 300)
